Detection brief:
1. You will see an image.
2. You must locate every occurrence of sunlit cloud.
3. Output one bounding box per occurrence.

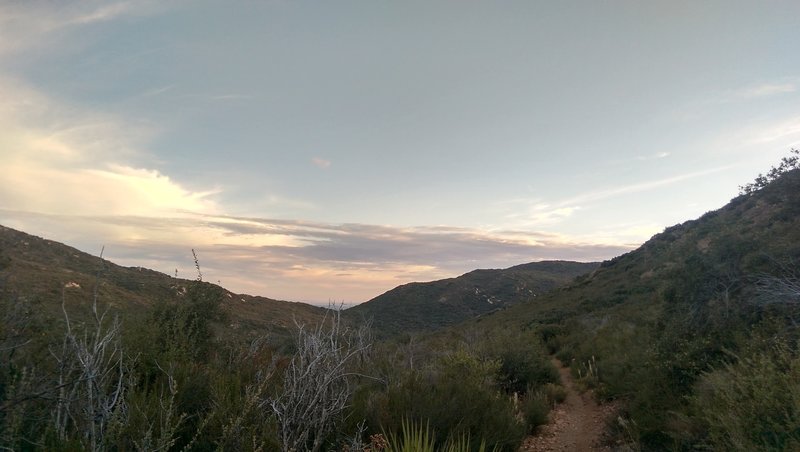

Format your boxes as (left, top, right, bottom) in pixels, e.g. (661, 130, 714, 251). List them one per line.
(1, 163, 218, 218)
(0, 76, 219, 220)
(572, 221, 665, 248)
(312, 157, 332, 169)
(504, 204, 579, 227)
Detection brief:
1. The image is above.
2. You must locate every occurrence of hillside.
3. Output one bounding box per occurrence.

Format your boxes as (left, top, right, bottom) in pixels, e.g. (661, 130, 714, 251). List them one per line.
(469, 167, 800, 449)
(0, 225, 329, 343)
(346, 260, 598, 337)
(483, 167, 800, 329)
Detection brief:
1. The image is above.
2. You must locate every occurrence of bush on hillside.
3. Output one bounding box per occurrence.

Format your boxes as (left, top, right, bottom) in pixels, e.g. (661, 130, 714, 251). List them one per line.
(739, 148, 799, 195)
(692, 341, 800, 451)
(521, 390, 549, 433)
(362, 349, 525, 451)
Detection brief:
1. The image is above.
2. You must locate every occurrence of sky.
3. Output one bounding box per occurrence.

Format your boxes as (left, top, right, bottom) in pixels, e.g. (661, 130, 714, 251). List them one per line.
(1, 1, 799, 304)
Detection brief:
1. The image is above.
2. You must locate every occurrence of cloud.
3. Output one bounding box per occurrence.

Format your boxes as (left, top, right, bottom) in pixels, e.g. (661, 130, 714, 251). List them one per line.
(498, 166, 721, 229)
(0, 73, 631, 303)
(0, 209, 631, 303)
(0, 76, 219, 219)
(0, 77, 149, 162)
(69, 2, 137, 25)
(636, 151, 671, 161)
(312, 157, 332, 169)
(503, 203, 579, 227)
(1, 163, 219, 218)
(141, 85, 174, 97)
(558, 166, 732, 207)
(0, 1, 163, 55)
(180, 93, 253, 102)
(735, 83, 796, 99)
(750, 116, 800, 144)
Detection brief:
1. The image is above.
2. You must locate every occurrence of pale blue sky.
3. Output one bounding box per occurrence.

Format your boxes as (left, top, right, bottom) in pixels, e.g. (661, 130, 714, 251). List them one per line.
(1, 1, 799, 303)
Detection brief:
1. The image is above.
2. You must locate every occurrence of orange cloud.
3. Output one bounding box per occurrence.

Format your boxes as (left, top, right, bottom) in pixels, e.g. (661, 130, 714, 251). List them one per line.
(312, 157, 332, 168)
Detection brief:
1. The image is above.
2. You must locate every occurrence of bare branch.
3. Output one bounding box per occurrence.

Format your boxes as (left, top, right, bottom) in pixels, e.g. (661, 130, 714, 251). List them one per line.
(50, 257, 127, 451)
(269, 309, 373, 452)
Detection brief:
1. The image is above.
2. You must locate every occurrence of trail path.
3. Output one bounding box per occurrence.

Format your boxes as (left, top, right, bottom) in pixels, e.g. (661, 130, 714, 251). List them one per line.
(519, 358, 618, 452)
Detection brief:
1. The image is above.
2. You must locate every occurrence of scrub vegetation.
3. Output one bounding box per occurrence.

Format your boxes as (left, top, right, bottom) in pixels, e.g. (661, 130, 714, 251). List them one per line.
(0, 258, 558, 450)
(2, 150, 800, 450)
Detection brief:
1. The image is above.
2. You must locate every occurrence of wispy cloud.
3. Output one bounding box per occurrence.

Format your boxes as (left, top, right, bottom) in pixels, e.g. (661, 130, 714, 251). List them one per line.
(558, 166, 732, 207)
(676, 79, 799, 122)
(0, 1, 163, 55)
(0, 75, 221, 217)
(180, 93, 253, 102)
(749, 116, 800, 144)
(735, 82, 796, 99)
(141, 85, 174, 98)
(636, 151, 671, 161)
(312, 157, 332, 169)
(69, 2, 137, 26)
(503, 203, 579, 227)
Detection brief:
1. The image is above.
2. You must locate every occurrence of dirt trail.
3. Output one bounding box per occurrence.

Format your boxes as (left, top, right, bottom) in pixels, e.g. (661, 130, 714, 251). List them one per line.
(519, 358, 618, 452)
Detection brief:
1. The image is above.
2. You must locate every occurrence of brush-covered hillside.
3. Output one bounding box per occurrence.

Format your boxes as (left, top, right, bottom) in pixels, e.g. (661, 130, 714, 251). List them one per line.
(469, 159, 800, 450)
(0, 225, 579, 451)
(346, 260, 598, 337)
(0, 225, 328, 343)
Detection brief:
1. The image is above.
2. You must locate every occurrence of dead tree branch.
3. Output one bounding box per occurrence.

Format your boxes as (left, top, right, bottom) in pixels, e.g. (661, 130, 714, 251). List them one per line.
(269, 309, 372, 452)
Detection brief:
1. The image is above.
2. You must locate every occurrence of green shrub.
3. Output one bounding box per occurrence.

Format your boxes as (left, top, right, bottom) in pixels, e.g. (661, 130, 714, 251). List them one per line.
(477, 329, 558, 394)
(148, 282, 225, 363)
(521, 390, 549, 433)
(372, 349, 525, 451)
(498, 345, 559, 394)
(692, 342, 800, 451)
(542, 383, 567, 404)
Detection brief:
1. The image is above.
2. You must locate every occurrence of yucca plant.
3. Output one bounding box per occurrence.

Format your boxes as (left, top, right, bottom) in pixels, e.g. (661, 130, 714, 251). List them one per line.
(383, 419, 435, 452)
(383, 419, 499, 452)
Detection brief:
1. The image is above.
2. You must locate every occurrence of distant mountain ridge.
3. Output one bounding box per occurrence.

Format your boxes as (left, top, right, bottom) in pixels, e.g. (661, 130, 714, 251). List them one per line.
(346, 260, 598, 337)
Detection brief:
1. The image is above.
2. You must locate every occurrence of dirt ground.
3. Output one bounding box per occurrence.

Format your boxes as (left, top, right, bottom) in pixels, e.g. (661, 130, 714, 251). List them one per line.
(519, 359, 620, 452)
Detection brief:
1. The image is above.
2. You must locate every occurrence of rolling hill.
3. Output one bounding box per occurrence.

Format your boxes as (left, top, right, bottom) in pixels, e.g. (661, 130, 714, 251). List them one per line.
(346, 260, 598, 337)
(0, 224, 329, 343)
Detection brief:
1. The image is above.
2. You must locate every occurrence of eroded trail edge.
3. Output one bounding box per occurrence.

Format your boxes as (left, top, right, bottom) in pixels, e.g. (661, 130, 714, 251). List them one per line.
(520, 358, 618, 452)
